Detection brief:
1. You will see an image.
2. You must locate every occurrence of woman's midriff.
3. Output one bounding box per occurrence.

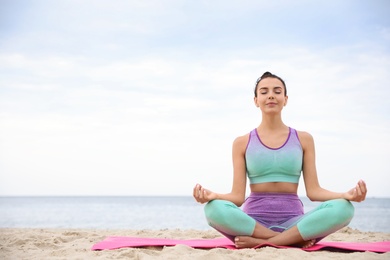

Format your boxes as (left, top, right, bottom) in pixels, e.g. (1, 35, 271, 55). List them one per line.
(250, 182, 299, 194)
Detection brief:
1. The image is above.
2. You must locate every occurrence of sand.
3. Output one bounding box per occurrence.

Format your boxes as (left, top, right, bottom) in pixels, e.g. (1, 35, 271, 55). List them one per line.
(0, 227, 389, 259)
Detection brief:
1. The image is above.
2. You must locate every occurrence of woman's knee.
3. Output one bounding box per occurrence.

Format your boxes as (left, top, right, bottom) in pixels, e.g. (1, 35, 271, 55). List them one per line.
(204, 200, 256, 236)
(327, 199, 355, 224)
(204, 200, 236, 226)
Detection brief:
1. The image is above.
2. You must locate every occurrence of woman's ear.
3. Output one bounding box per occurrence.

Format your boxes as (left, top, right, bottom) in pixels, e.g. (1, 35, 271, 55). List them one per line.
(284, 95, 288, 106)
(254, 96, 259, 107)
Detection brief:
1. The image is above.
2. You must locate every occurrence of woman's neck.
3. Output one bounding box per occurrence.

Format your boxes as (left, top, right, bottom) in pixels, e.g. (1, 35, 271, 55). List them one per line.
(258, 114, 286, 131)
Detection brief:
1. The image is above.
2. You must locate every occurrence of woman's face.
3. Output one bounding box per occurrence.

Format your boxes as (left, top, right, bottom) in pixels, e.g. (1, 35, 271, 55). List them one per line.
(254, 77, 288, 113)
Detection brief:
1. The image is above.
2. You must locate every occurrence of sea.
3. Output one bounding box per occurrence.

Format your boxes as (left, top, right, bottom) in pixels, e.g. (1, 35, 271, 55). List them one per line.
(0, 196, 389, 233)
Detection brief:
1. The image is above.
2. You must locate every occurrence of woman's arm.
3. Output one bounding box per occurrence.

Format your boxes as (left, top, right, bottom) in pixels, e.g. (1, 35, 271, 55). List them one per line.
(299, 131, 367, 202)
(193, 134, 248, 207)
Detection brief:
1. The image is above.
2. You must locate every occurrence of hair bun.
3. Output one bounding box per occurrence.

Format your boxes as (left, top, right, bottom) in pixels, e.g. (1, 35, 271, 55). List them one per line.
(261, 71, 273, 78)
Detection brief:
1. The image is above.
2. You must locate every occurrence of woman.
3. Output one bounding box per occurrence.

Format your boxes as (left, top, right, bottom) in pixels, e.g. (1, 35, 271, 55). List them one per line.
(193, 71, 367, 249)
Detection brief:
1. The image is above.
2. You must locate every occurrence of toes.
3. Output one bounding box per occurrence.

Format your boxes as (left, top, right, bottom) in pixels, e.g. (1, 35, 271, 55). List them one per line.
(303, 239, 316, 248)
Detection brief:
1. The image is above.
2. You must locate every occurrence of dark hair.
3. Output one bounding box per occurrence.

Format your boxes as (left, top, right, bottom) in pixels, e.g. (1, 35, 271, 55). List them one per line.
(254, 71, 287, 97)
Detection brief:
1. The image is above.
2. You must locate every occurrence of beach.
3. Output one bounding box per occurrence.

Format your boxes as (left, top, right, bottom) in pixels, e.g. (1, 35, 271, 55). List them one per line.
(0, 227, 389, 259)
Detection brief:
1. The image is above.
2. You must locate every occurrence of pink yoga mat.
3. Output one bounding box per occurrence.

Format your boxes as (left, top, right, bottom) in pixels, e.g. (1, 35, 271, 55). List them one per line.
(92, 236, 390, 253)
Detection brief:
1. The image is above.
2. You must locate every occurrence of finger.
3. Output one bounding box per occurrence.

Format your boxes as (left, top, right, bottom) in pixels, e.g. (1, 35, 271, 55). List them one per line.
(356, 184, 362, 197)
(358, 181, 366, 201)
(194, 185, 202, 199)
(351, 188, 357, 200)
(194, 185, 204, 201)
(359, 180, 367, 197)
(355, 188, 363, 202)
(358, 180, 364, 192)
(198, 185, 204, 196)
(199, 188, 204, 200)
(193, 184, 198, 198)
(362, 190, 367, 201)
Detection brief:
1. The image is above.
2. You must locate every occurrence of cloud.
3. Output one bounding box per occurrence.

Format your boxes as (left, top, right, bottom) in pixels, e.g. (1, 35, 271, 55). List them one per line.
(0, 0, 389, 196)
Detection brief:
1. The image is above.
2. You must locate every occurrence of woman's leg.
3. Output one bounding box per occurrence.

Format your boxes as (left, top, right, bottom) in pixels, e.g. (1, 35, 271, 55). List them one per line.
(295, 199, 354, 240)
(204, 199, 279, 242)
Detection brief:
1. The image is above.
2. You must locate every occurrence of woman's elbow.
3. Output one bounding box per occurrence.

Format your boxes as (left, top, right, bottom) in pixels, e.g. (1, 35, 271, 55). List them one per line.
(235, 201, 244, 207)
(227, 194, 245, 207)
(234, 196, 246, 207)
(306, 191, 318, 201)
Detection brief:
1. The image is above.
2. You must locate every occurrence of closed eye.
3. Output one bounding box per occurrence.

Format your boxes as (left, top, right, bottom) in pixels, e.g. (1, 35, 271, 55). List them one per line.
(274, 87, 282, 94)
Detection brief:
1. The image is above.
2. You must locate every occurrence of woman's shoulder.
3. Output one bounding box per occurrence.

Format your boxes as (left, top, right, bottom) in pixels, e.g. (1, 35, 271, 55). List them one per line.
(233, 132, 251, 150)
(295, 129, 312, 138)
(295, 129, 314, 147)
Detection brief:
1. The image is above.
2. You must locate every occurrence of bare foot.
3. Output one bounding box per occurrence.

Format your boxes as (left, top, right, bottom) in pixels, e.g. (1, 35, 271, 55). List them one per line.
(302, 239, 316, 248)
(294, 239, 316, 248)
(234, 236, 267, 249)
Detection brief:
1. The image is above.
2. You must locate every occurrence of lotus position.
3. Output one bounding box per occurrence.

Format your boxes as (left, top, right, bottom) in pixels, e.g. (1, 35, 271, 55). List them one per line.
(193, 71, 367, 249)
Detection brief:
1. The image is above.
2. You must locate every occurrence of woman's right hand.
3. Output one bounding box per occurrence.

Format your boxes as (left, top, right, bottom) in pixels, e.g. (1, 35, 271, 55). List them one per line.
(193, 184, 217, 204)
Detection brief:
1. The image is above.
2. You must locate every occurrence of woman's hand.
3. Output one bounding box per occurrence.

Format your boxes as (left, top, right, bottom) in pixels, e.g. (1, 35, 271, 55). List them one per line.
(343, 180, 367, 202)
(193, 184, 218, 204)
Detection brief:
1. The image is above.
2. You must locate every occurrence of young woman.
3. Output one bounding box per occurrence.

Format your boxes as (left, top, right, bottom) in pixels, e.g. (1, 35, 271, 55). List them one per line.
(193, 72, 367, 249)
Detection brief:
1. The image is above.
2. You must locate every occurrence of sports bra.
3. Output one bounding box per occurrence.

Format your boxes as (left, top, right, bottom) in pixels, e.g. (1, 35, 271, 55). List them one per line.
(245, 127, 303, 184)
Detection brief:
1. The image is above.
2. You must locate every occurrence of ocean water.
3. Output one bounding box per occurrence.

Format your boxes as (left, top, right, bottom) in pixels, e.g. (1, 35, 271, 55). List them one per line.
(0, 196, 389, 233)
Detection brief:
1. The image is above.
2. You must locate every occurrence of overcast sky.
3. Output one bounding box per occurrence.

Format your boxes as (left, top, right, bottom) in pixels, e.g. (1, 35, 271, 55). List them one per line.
(1, 0, 389, 197)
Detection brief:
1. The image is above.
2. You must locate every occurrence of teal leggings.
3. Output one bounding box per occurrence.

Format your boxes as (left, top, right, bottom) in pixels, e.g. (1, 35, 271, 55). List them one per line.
(204, 197, 354, 241)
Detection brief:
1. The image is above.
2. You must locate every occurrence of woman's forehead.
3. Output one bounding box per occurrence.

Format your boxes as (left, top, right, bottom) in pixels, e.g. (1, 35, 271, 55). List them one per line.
(258, 77, 284, 87)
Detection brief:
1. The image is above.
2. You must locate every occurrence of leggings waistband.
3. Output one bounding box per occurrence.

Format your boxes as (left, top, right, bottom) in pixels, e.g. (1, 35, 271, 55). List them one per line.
(247, 192, 300, 199)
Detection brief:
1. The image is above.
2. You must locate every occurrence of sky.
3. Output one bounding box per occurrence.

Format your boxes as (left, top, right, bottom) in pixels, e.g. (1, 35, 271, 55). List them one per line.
(0, 0, 389, 197)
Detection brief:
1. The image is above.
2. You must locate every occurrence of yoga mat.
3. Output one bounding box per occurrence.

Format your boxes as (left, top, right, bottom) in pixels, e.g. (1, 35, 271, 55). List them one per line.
(92, 236, 390, 253)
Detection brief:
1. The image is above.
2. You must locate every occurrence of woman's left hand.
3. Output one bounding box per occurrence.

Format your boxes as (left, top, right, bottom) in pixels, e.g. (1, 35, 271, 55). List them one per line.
(343, 180, 367, 202)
